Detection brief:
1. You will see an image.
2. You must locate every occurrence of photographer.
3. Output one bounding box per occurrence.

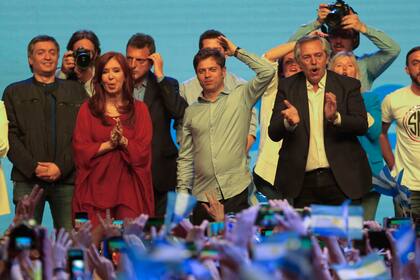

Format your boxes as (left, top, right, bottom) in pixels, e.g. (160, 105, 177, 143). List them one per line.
(289, 1, 400, 92)
(57, 30, 101, 96)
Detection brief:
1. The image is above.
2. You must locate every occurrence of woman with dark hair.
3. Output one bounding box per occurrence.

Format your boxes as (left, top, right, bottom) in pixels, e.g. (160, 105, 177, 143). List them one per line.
(72, 52, 154, 226)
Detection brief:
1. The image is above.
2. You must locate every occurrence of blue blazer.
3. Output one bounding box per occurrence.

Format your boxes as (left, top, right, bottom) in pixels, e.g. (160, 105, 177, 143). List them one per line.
(357, 92, 384, 176)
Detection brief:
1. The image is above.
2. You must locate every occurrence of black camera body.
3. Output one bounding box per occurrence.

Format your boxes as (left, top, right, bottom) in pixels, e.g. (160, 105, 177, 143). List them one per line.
(325, 0, 354, 30)
(73, 47, 91, 69)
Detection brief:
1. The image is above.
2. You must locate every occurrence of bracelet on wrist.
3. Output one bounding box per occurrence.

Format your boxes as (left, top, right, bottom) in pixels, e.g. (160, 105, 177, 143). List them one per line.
(234, 47, 241, 57)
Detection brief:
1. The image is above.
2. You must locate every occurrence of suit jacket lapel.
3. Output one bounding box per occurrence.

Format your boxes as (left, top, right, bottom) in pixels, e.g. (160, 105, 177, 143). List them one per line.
(297, 73, 310, 135)
(143, 71, 156, 108)
(324, 70, 339, 132)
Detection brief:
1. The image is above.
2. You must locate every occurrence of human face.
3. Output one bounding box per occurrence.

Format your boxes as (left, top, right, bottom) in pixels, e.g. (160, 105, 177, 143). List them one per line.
(101, 57, 125, 96)
(28, 41, 59, 76)
(196, 57, 226, 95)
(73, 38, 97, 59)
(201, 38, 226, 57)
(329, 35, 353, 54)
(406, 50, 420, 87)
(297, 40, 329, 85)
(282, 51, 301, 78)
(126, 46, 152, 84)
(331, 56, 358, 79)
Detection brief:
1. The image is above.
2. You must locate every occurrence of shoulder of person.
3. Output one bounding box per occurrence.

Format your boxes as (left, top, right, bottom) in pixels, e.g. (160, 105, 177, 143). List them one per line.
(3, 77, 34, 95)
(327, 70, 361, 88)
(279, 71, 305, 88)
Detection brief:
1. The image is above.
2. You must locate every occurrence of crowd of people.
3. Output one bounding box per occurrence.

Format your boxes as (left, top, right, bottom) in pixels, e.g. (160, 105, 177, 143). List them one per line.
(0, 1, 420, 279)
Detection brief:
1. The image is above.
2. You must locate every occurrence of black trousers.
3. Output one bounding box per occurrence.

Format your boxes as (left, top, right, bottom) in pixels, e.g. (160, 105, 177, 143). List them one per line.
(191, 188, 250, 225)
(293, 168, 350, 208)
(253, 171, 283, 200)
(154, 189, 170, 217)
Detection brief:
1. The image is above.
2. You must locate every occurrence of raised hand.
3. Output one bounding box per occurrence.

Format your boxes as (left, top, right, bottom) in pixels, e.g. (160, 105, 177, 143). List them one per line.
(281, 99, 300, 126)
(123, 214, 148, 237)
(60, 50, 75, 75)
(51, 228, 73, 270)
(14, 185, 44, 223)
(148, 53, 164, 78)
(316, 3, 331, 24)
(217, 36, 237, 57)
(341, 11, 367, 33)
(324, 92, 338, 122)
(87, 244, 116, 280)
(203, 192, 225, 222)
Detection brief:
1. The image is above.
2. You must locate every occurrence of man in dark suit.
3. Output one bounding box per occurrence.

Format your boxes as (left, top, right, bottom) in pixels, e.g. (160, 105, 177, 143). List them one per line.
(268, 35, 371, 208)
(126, 33, 187, 216)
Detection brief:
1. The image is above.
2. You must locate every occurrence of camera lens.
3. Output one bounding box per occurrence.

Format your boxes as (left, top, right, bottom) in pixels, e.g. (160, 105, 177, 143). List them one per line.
(74, 48, 91, 69)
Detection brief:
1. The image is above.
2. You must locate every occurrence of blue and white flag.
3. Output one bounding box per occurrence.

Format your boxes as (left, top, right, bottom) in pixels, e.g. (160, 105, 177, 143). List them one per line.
(393, 224, 416, 265)
(311, 201, 364, 239)
(164, 192, 196, 233)
(254, 232, 312, 279)
(372, 166, 411, 217)
(332, 253, 390, 280)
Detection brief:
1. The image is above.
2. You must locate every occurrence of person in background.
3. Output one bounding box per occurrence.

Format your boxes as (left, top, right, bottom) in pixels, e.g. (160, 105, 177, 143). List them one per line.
(253, 41, 300, 200)
(329, 51, 383, 220)
(72, 52, 154, 227)
(0, 100, 11, 216)
(57, 30, 101, 96)
(380, 46, 420, 218)
(289, 2, 400, 92)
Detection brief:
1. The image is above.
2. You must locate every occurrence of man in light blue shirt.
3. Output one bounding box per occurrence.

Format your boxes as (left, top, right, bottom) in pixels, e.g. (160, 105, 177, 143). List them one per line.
(180, 30, 257, 152)
(177, 36, 275, 224)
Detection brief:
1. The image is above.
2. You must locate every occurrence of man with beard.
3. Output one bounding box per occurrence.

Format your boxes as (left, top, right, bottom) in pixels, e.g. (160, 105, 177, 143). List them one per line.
(380, 46, 420, 218)
(289, 3, 400, 92)
(268, 35, 371, 207)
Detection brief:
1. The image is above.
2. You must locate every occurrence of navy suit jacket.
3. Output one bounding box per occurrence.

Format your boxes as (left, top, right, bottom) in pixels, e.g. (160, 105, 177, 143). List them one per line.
(268, 70, 372, 199)
(143, 72, 187, 193)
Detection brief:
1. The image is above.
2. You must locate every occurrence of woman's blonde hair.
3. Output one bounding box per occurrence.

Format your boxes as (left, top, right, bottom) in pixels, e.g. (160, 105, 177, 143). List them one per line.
(329, 51, 360, 80)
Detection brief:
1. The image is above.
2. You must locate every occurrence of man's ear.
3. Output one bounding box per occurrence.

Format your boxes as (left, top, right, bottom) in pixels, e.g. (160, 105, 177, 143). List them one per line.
(222, 67, 226, 78)
(405, 66, 409, 76)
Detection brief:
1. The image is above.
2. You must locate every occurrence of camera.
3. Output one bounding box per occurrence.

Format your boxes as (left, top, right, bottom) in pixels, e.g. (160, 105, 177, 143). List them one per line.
(325, 0, 354, 30)
(73, 47, 92, 69)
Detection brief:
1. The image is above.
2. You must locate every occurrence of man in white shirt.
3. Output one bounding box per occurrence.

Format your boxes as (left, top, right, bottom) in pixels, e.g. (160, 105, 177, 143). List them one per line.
(380, 46, 420, 218)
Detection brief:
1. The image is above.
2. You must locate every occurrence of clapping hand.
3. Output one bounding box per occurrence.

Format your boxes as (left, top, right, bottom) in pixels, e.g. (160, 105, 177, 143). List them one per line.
(324, 92, 338, 122)
(281, 100, 300, 126)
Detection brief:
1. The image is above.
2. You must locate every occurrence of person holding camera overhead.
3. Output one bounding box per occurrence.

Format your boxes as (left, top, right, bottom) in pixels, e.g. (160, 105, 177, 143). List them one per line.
(289, 1, 400, 92)
(2, 35, 87, 230)
(57, 30, 101, 97)
(72, 52, 154, 227)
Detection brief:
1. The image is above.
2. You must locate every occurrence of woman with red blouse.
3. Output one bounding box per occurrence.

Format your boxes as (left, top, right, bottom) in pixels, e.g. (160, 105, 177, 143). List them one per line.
(72, 52, 154, 226)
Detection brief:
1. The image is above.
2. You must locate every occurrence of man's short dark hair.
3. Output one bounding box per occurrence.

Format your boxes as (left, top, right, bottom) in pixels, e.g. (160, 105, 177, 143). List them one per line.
(66, 30, 101, 55)
(406, 46, 420, 66)
(193, 48, 225, 72)
(198, 29, 226, 50)
(328, 28, 360, 51)
(27, 35, 59, 57)
(27, 35, 60, 72)
(126, 33, 156, 54)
